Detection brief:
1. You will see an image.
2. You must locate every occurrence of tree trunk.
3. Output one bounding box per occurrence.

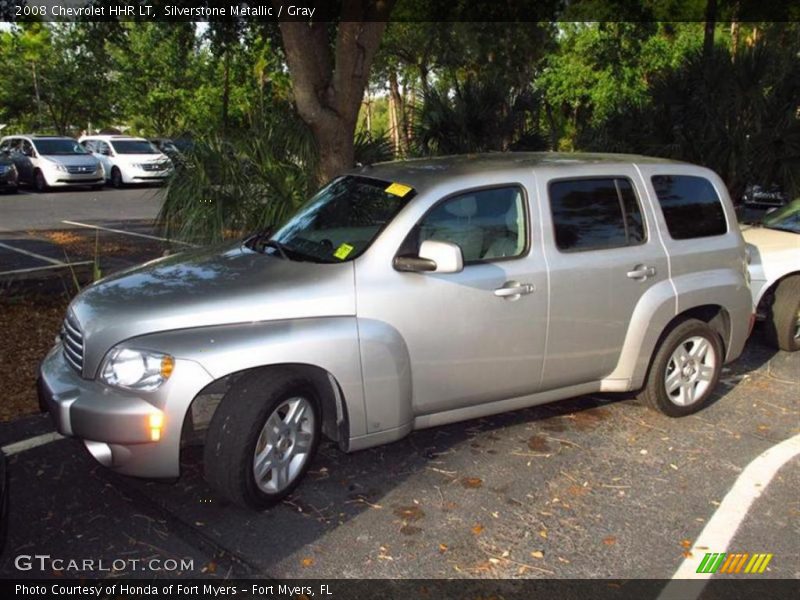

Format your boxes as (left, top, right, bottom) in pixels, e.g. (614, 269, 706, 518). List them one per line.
(277, 1, 395, 185)
(703, 0, 717, 60)
(388, 69, 402, 155)
(221, 50, 231, 135)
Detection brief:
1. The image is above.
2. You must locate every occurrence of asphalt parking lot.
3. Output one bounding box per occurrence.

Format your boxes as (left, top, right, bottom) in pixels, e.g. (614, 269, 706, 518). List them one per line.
(0, 189, 798, 583)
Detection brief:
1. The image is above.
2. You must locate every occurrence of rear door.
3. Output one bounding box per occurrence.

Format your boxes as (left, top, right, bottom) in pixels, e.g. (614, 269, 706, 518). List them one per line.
(538, 168, 670, 389)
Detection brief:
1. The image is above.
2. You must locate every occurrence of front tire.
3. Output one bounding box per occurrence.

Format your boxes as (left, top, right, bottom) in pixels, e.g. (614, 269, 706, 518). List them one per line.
(110, 167, 123, 188)
(765, 276, 800, 352)
(639, 319, 723, 417)
(34, 170, 48, 193)
(204, 369, 321, 510)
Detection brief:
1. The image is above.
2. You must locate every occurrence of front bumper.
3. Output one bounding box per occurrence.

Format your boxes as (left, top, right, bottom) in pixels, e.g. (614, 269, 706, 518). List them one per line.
(39, 342, 213, 478)
(48, 173, 104, 186)
(124, 168, 173, 183)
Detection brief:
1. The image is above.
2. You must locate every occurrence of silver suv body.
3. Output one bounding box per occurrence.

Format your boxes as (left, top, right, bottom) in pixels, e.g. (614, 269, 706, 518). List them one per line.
(0, 135, 104, 192)
(39, 153, 753, 509)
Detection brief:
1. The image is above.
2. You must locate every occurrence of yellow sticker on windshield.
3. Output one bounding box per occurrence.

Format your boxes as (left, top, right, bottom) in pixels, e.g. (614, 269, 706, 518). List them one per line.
(385, 182, 412, 197)
(334, 243, 354, 260)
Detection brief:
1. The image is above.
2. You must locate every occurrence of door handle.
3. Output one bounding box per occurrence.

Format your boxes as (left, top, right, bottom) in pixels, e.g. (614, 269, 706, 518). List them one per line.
(626, 264, 656, 280)
(494, 281, 535, 299)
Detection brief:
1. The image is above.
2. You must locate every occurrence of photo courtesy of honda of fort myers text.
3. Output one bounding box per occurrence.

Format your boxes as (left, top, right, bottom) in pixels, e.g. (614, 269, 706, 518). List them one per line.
(0, 0, 798, 599)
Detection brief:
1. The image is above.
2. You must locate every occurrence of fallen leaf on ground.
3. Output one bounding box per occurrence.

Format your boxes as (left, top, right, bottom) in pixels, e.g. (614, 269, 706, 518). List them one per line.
(301, 557, 314, 567)
(531, 551, 544, 559)
(602, 536, 617, 546)
(471, 524, 484, 535)
(461, 477, 483, 489)
(439, 543, 448, 553)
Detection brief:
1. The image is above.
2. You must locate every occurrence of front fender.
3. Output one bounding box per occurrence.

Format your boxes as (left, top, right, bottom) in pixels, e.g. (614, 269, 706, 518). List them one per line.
(129, 317, 367, 440)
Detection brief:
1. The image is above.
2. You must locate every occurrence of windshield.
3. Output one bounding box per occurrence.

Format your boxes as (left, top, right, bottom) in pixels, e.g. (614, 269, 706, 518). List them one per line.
(33, 139, 88, 155)
(762, 199, 800, 234)
(111, 140, 160, 155)
(252, 175, 416, 263)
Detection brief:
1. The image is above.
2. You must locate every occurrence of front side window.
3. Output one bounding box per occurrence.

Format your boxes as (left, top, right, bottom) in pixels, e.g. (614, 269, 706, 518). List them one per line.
(404, 186, 527, 263)
(32, 138, 88, 156)
(549, 178, 646, 252)
(651, 175, 727, 239)
(110, 140, 159, 155)
(255, 175, 417, 263)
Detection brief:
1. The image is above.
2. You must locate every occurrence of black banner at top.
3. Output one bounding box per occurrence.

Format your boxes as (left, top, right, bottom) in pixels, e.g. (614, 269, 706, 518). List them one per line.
(2, 0, 799, 23)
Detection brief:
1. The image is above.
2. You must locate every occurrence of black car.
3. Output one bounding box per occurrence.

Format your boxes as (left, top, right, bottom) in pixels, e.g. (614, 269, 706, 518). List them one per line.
(149, 137, 188, 168)
(0, 151, 18, 193)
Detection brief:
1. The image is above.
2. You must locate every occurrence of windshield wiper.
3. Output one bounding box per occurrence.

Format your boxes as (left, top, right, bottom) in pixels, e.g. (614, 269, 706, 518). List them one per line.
(263, 239, 289, 259)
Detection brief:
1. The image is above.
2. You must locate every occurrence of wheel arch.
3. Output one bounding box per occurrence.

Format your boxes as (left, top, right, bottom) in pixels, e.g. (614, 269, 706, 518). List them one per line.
(755, 271, 800, 316)
(183, 363, 352, 454)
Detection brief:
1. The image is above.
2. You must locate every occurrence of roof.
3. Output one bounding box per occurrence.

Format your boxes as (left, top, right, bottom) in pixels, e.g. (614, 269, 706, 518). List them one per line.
(353, 152, 687, 193)
(80, 135, 148, 141)
(1, 134, 74, 140)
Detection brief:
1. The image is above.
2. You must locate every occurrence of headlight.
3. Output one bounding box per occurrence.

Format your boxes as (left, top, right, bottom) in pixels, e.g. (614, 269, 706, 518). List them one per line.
(100, 348, 175, 392)
(47, 161, 68, 173)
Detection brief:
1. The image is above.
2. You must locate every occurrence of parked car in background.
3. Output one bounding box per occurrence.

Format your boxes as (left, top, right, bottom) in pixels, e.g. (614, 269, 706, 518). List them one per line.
(0, 135, 104, 192)
(0, 150, 18, 193)
(39, 153, 753, 510)
(78, 135, 173, 188)
(149, 137, 188, 169)
(742, 199, 800, 351)
(742, 183, 789, 208)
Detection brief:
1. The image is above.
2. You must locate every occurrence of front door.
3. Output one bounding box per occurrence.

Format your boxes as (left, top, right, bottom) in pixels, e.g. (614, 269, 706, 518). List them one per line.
(356, 184, 549, 422)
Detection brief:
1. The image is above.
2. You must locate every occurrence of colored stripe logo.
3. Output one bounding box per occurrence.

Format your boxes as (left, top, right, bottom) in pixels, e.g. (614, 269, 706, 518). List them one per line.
(696, 552, 773, 574)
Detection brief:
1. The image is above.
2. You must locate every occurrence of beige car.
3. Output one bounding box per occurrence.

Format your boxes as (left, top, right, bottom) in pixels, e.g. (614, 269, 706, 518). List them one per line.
(742, 199, 800, 351)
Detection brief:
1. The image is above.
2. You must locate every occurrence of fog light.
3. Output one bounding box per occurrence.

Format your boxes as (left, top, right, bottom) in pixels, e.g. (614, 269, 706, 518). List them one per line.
(149, 412, 164, 441)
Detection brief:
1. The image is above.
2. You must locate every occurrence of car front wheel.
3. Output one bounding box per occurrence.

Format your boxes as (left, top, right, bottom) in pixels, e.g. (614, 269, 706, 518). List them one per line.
(204, 369, 321, 510)
(34, 170, 48, 193)
(110, 167, 123, 188)
(639, 319, 723, 417)
(766, 276, 800, 352)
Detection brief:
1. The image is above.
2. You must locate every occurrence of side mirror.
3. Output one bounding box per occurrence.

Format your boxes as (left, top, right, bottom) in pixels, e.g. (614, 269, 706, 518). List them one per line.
(394, 240, 464, 274)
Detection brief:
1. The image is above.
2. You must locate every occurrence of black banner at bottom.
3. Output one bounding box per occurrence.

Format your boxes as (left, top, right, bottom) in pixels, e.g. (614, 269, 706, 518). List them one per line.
(4, 579, 800, 600)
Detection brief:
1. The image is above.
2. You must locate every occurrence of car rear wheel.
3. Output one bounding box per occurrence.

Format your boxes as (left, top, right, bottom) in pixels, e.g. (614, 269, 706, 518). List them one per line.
(765, 276, 800, 352)
(110, 167, 123, 188)
(639, 319, 723, 417)
(34, 170, 48, 193)
(204, 369, 321, 510)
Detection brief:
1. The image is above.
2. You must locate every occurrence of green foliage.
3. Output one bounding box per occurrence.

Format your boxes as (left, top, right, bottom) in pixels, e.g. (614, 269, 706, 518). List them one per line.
(581, 30, 800, 199)
(157, 106, 317, 244)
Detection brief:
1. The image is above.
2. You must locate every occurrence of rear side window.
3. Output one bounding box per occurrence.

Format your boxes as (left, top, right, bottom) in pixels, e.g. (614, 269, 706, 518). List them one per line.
(651, 175, 727, 239)
(549, 178, 646, 252)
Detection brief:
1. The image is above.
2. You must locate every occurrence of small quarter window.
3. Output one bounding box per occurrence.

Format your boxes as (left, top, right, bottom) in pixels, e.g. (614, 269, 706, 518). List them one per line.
(651, 175, 727, 239)
(549, 178, 646, 252)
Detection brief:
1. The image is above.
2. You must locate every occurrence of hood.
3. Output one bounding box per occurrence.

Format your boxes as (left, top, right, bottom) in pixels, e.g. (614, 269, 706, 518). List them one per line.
(69, 242, 356, 375)
(741, 226, 799, 256)
(42, 154, 99, 167)
(741, 226, 799, 290)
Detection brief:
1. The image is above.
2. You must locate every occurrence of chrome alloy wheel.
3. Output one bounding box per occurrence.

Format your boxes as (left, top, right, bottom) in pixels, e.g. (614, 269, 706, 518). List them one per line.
(252, 396, 315, 494)
(664, 335, 717, 406)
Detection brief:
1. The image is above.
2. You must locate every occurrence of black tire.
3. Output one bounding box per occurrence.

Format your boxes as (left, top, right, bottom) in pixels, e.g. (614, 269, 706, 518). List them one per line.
(110, 167, 123, 188)
(34, 170, 48, 193)
(639, 319, 724, 417)
(765, 276, 800, 352)
(204, 369, 321, 510)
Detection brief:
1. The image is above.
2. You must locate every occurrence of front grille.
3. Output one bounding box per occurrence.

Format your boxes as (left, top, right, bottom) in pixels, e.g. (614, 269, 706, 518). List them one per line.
(61, 313, 84, 374)
(66, 165, 96, 174)
(141, 161, 168, 172)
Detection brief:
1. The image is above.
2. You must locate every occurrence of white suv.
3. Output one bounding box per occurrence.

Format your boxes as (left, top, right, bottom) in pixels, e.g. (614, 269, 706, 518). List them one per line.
(79, 135, 173, 188)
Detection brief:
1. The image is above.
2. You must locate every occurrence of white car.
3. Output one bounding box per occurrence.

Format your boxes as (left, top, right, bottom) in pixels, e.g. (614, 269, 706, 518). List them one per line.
(742, 199, 800, 351)
(78, 135, 173, 188)
(0, 135, 104, 192)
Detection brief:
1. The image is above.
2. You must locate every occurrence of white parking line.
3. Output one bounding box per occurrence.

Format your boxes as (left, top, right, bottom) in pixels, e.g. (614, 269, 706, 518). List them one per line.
(658, 433, 800, 599)
(0, 261, 93, 278)
(0, 240, 65, 265)
(62, 220, 195, 246)
(2, 432, 64, 456)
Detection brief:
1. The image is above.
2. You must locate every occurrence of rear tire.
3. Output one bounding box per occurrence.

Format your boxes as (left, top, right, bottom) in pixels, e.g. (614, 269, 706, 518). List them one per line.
(765, 276, 800, 352)
(204, 369, 321, 510)
(639, 319, 723, 417)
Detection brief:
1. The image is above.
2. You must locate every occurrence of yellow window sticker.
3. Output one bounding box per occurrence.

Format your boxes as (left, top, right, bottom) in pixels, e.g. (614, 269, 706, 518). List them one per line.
(334, 243, 354, 260)
(385, 182, 412, 197)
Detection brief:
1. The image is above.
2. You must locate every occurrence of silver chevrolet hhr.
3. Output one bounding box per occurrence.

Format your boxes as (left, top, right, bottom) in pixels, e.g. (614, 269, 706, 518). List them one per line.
(39, 153, 754, 509)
